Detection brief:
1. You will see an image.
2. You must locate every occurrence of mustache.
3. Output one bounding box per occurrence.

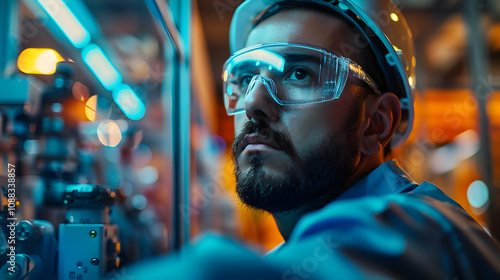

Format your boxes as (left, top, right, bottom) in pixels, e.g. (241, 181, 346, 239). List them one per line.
(232, 121, 295, 158)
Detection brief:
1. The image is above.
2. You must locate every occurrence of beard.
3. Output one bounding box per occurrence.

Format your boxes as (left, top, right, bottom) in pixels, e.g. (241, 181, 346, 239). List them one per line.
(232, 116, 361, 214)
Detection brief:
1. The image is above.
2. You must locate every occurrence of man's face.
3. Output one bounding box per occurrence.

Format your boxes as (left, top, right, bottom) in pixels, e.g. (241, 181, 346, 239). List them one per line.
(232, 9, 365, 213)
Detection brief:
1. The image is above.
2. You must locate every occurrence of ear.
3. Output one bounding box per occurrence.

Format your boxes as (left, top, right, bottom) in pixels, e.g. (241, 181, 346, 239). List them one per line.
(359, 93, 401, 156)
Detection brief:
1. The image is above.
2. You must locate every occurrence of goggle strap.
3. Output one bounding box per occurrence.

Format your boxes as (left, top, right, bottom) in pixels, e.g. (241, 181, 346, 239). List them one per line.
(348, 63, 381, 94)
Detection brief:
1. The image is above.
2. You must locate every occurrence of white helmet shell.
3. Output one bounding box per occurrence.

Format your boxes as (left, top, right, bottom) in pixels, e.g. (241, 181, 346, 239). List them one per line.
(229, 0, 416, 148)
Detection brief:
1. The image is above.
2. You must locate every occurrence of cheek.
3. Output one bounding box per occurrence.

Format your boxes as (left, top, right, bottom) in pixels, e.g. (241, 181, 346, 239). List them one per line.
(234, 114, 247, 136)
(282, 106, 338, 151)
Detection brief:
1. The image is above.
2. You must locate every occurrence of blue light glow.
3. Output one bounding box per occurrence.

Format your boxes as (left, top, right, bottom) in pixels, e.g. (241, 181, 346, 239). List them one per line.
(36, 0, 91, 48)
(226, 85, 234, 96)
(82, 44, 122, 91)
(137, 166, 158, 185)
(467, 180, 489, 209)
(112, 84, 146, 121)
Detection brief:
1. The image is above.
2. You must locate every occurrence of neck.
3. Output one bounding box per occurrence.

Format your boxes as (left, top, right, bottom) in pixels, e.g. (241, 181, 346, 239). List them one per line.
(271, 194, 338, 241)
(272, 155, 384, 241)
(272, 208, 308, 241)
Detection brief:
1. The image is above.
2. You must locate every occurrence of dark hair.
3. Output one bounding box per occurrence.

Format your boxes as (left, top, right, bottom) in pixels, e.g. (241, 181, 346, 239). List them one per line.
(252, 0, 392, 156)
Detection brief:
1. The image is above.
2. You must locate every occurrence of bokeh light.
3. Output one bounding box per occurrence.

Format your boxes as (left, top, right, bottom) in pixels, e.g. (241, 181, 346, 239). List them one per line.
(467, 180, 489, 214)
(97, 120, 122, 147)
(136, 165, 159, 185)
(85, 95, 98, 121)
(18, 48, 64, 75)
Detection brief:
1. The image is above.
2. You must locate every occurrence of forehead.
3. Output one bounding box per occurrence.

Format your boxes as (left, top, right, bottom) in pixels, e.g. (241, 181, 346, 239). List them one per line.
(245, 9, 356, 56)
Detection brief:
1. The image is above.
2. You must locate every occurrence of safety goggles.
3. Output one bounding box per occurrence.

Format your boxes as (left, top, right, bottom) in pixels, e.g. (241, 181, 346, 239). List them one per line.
(222, 43, 380, 116)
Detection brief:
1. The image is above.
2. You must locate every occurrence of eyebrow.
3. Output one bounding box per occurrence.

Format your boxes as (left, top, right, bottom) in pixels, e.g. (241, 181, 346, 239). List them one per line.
(280, 52, 321, 63)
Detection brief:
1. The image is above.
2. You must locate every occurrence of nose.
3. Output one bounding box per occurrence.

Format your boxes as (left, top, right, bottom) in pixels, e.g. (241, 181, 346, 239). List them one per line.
(243, 75, 280, 122)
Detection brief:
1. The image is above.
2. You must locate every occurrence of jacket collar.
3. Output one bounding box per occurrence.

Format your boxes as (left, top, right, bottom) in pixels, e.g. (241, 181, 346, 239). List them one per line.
(335, 160, 417, 201)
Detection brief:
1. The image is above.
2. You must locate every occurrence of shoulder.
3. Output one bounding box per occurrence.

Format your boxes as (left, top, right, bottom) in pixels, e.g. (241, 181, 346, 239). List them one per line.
(292, 182, 453, 237)
(280, 186, 500, 278)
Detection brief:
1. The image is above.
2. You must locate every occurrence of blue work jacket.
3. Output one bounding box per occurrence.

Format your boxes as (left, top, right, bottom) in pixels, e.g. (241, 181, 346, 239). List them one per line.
(117, 161, 500, 279)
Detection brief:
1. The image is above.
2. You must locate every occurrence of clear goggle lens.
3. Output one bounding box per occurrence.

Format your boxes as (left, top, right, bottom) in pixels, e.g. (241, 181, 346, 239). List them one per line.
(222, 43, 380, 116)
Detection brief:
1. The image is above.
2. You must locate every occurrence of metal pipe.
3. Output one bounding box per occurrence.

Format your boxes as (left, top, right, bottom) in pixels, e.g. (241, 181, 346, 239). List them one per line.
(175, 0, 192, 251)
(0, 0, 18, 77)
(463, 0, 498, 239)
(147, 0, 191, 251)
(151, 0, 185, 62)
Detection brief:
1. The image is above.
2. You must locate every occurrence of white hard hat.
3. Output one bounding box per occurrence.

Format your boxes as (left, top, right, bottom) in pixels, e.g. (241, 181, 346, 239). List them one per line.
(229, 0, 416, 148)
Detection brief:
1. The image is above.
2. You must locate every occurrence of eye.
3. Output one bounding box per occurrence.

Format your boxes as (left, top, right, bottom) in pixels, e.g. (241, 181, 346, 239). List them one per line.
(282, 66, 315, 90)
(240, 74, 254, 87)
(288, 69, 309, 80)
